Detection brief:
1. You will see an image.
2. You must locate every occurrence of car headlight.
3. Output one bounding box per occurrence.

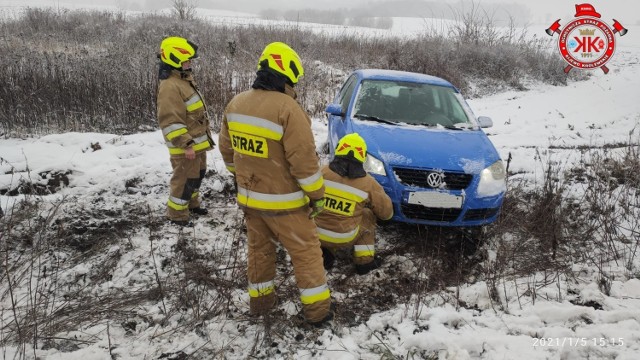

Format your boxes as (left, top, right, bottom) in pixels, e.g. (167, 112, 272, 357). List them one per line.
(364, 154, 386, 176)
(477, 160, 506, 197)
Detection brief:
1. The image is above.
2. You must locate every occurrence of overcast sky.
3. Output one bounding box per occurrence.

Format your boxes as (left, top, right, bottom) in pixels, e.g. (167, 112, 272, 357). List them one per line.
(144, 0, 636, 24)
(8, 0, 640, 24)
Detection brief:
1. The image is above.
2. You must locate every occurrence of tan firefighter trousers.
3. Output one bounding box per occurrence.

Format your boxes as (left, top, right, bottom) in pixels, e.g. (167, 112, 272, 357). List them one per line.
(245, 209, 332, 323)
(167, 152, 206, 221)
(321, 208, 377, 265)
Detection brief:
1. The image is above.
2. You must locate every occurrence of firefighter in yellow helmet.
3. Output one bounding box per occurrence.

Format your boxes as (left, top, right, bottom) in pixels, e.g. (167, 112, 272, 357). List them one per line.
(157, 36, 215, 226)
(314, 133, 393, 275)
(218, 42, 333, 326)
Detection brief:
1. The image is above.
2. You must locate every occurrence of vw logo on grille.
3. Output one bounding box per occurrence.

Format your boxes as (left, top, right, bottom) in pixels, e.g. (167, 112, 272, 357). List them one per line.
(426, 172, 444, 188)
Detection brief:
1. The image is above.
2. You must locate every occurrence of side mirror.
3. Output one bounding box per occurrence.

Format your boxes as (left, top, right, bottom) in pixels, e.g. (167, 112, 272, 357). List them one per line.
(325, 103, 343, 117)
(477, 116, 493, 128)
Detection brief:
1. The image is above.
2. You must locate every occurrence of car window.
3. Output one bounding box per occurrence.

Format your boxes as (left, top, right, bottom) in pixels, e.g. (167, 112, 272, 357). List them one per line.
(353, 80, 472, 127)
(338, 75, 357, 113)
(353, 80, 385, 117)
(454, 92, 479, 124)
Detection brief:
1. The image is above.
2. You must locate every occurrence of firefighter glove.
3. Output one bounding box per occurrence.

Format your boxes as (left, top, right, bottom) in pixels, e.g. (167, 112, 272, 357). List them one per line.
(309, 197, 325, 219)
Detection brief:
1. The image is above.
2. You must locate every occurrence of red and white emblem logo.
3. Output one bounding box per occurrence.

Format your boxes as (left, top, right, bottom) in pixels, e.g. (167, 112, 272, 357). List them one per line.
(546, 3, 628, 74)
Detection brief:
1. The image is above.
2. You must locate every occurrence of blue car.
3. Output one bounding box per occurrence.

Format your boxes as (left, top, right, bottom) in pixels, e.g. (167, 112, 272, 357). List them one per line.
(325, 69, 506, 227)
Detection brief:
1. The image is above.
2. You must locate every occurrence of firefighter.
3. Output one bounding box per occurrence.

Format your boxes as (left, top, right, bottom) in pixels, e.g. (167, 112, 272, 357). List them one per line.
(314, 133, 393, 275)
(157, 37, 214, 226)
(218, 42, 333, 326)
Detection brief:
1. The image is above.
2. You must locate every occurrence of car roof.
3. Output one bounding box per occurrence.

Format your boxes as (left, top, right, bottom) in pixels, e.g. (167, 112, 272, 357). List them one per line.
(355, 69, 457, 90)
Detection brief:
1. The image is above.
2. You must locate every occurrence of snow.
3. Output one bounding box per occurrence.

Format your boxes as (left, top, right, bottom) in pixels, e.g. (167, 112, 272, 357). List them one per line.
(467, 28, 640, 183)
(2, 2, 640, 360)
(379, 151, 412, 165)
(459, 158, 486, 174)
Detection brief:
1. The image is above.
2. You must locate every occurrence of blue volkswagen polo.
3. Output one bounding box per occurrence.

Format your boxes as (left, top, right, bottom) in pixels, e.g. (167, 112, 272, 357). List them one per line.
(325, 69, 506, 227)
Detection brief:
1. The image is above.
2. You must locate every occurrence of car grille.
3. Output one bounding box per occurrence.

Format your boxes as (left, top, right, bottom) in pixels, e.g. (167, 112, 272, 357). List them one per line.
(463, 208, 500, 221)
(400, 204, 462, 222)
(393, 167, 473, 190)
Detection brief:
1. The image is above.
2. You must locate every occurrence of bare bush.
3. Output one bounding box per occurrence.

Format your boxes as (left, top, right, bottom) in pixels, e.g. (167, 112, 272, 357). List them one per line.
(565, 142, 640, 281)
(447, 1, 573, 94)
(172, 0, 197, 21)
(475, 138, 640, 311)
(0, 186, 248, 357)
(0, 8, 567, 135)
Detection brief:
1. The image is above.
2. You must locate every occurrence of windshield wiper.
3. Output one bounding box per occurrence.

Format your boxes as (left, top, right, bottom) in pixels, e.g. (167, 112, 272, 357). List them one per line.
(353, 113, 397, 125)
(442, 125, 464, 131)
(443, 122, 475, 130)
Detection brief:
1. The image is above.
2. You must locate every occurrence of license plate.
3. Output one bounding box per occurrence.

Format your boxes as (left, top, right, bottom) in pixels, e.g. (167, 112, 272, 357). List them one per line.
(407, 191, 463, 208)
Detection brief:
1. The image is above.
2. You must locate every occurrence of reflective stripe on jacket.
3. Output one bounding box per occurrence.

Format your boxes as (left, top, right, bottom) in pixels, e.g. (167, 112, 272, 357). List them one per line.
(157, 70, 213, 155)
(219, 86, 324, 212)
(314, 165, 393, 243)
(237, 186, 309, 211)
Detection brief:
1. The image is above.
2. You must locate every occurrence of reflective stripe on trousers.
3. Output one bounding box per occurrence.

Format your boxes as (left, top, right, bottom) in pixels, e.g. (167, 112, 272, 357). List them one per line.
(300, 283, 331, 305)
(248, 280, 275, 298)
(168, 196, 189, 211)
(354, 244, 375, 258)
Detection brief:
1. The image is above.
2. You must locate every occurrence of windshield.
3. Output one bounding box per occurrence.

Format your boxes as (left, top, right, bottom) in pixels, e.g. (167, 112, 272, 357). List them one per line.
(352, 79, 474, 127)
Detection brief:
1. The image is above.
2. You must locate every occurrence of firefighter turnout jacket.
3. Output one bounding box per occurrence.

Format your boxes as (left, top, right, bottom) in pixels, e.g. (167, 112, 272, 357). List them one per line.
(219, 86, 324, 209)
(314, 165, 393, 262)
(158, 70, 214, 156)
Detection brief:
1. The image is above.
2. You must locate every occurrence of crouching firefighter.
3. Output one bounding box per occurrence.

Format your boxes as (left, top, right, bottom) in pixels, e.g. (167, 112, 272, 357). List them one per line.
(218, 42, 333, 326)
(157, 36, 215, 226)
(314, 133, 393, 275)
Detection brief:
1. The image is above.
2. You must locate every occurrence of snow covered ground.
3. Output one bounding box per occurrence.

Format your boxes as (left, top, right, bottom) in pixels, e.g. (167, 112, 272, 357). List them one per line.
(2, 2, 640, 360)
(469, 27, 640, 181)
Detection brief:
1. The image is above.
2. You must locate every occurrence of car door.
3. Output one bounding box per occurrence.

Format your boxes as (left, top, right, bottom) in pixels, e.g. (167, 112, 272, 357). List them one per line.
(328, 74, 358, 155)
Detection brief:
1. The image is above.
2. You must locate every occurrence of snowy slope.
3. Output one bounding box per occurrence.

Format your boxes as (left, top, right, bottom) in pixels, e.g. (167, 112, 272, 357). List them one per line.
(469, 27, 640, 181)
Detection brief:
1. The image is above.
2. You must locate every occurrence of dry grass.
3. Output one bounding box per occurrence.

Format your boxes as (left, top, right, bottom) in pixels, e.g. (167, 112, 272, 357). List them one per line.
(0, 8, 569, 136)
(2, 7, 634, 359)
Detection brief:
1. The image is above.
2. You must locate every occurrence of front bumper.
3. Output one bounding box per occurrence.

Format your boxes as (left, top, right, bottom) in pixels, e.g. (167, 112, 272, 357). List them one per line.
(375, 174, 504, 227)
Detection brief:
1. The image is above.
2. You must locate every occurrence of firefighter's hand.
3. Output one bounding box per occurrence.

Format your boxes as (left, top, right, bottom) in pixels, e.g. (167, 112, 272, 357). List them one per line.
(309, 197, 325, 219)
(185, 147, 196, 160)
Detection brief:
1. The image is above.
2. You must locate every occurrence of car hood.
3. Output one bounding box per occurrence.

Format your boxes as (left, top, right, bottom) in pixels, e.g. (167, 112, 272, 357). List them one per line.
(353, 121, 500, 173)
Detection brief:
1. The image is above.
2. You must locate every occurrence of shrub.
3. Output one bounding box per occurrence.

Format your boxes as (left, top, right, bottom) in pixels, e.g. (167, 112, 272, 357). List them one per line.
(0, 8, 569, 135)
